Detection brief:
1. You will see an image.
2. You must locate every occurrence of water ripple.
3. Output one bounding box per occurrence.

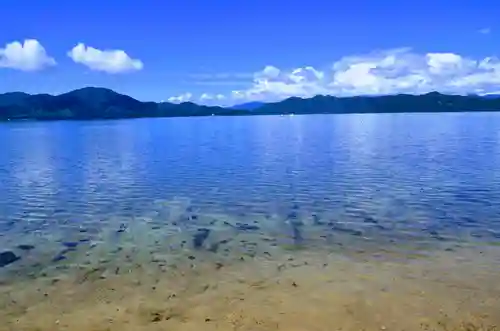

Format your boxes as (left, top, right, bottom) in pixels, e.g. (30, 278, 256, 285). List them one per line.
(0, 113, 499, 276)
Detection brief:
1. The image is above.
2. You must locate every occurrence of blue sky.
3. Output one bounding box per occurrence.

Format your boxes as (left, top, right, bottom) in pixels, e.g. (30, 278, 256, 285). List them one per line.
(0, 0, 499, 105)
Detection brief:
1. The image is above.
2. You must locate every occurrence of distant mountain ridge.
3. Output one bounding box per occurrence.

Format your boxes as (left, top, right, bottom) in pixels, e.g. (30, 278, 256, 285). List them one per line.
(2, 87, 500, 121)
(229, 101, 266, 110)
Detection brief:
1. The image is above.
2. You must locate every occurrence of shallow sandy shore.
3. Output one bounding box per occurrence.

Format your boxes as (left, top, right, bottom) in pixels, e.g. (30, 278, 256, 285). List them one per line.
(1, 245, 499, 331)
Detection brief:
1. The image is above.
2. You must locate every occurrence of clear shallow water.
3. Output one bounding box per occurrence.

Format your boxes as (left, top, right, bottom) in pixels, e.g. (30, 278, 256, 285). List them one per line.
(1, 113, 500, 246)
(1, 113, 500, 270)
(1, 113, 500, 330)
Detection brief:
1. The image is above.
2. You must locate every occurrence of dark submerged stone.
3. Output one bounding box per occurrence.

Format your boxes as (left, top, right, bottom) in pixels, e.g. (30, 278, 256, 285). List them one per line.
(235, 223, 260, 231)
(60, 248, 76, 255)
(62, 241, 79, 248)
(52, 255, 66, 262)
(208, 243, 220, 253)
(362, 215, 379, 224)
(312, 214, 323, 225)
(193, 228, 211, 249)
(291, 223, 304, 245)
(116, 223, 127, 233)
(17, 244, 35, 251)
(331, 225, 363, 237)
(0, 251, 20, 267)
(429, 230, 446, 241)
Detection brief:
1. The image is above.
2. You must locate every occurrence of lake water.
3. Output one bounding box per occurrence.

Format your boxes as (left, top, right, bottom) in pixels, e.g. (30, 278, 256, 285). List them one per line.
(1, 113, 500, 331)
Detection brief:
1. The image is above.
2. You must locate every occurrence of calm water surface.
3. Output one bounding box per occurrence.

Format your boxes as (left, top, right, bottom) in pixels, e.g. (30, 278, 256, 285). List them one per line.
(0, 112, 500, 276)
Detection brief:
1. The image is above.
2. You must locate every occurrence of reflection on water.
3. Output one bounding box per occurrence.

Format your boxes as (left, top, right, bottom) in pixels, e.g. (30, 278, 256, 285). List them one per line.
(0, 113, 500, 330)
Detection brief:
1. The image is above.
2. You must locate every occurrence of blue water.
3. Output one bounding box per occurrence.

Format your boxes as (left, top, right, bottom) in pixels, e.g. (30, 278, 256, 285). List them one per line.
(0, 113, 500, 277)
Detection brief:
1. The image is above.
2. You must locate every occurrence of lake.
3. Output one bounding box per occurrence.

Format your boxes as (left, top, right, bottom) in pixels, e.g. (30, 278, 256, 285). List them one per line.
(1, 113, 500, 331)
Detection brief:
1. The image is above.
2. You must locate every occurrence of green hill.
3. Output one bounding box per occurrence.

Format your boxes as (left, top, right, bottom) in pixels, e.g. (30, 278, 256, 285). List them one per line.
(1, 88, 499, 121)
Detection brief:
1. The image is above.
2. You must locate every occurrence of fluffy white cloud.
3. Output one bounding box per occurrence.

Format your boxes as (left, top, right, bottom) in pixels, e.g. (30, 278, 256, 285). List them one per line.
(167, 92, 192, 103)
(0, 39, 56, 71)
(197, 93, 226, 106)
(68, 43, 143, 74)
(181, 48, 500, 105)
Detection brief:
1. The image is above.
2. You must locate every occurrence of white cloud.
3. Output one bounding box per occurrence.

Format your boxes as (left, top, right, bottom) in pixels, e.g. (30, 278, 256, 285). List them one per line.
(0, 39, 56, 71)
(198, 93, 226, 106)
(167, 92, 192, 103)
(68, 43, 143, 73)
(179, 48, 500, 105)
(479, 28, 491, 34)
(200, 93, 225, 101)
(257, 65, 281, 79)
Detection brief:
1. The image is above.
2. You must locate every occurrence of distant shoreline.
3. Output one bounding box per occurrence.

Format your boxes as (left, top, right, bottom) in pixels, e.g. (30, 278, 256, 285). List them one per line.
(3, 109, 500, 124)
(1, 87, 500, 122)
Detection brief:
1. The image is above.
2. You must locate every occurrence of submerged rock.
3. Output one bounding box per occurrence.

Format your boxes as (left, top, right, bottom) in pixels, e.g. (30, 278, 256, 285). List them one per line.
(116, 223, 127, 233)
(193, 228, 211, 249)
(60, 247, 76, 255)
(291, 223, 304, 245)
(17, 244, 35, 251)
(330, 225, 363, 237)
(311, 214, 322, 225)
(429, 230, 446, 241)
(52, 255, 67, 262)
(208, 242, 220, 253)
(62, 241, 79, 248)
(235, 223, 260, 231)
(362, 215, 379, 224)
(0, 251, 20, 267)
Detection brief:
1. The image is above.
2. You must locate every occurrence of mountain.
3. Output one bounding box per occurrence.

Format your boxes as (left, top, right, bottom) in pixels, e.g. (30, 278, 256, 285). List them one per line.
(255, 92, 500, 115)
(230, 101, 265, 110)
(481, 94, 500, 99)
(1, 88, 500, 121)
(0, 87, 246, 121)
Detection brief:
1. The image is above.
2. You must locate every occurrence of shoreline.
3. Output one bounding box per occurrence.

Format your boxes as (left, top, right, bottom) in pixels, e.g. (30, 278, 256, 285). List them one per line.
(2, 108, 500, 124)
(1, 244, 499, 331)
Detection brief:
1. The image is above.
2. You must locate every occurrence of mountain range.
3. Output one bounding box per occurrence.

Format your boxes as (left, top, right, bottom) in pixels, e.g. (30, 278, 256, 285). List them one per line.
(1, 87, 500, 121)
(229, 101, 265, 110)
